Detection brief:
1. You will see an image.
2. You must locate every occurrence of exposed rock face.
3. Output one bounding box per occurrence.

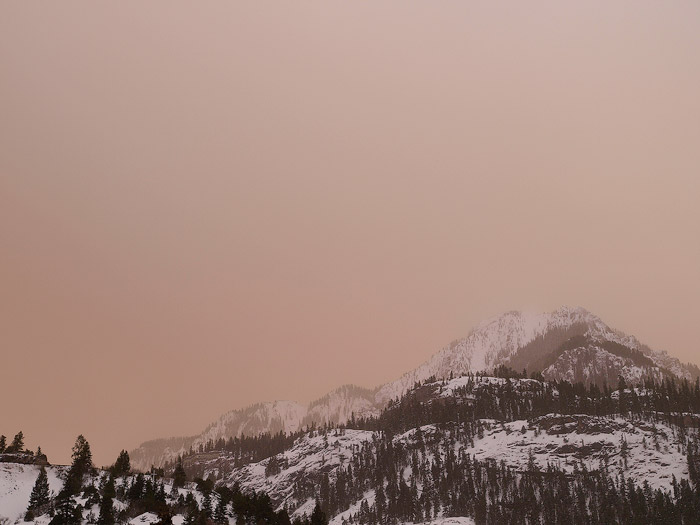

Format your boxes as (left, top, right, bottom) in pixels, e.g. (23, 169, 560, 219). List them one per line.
(0, 452, 49, 466)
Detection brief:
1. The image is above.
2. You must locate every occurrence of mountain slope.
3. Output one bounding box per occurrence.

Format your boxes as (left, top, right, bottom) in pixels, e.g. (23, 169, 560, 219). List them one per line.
(131, 306, 698, 471)
(8, 371, 700, 525)
(131, 390, 383, 471)
(0, 463, 65, 522)
(177, 374, 699, 523)
(376, 306, 696, 402)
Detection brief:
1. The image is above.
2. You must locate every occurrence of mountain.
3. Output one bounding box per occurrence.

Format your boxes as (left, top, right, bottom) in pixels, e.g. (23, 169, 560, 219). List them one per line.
(131, 388, 383, 471)
(130, 401, 307, 472)
(375, 306, 697, 402)
(157, 374, 700, 524)
(6, 306, 700, 525)
(302, 385, 381, 428)
(131, 306, 699, 471)
(7, 350, 700, 524)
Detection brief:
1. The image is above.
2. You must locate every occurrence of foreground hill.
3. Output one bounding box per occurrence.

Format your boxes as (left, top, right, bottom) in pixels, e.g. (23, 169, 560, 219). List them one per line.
(0, 463, 65, 523)
(132, 307, 699, 471)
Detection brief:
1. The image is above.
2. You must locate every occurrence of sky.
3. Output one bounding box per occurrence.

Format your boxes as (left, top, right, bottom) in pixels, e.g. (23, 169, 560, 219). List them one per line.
(1, 1, 699, 466)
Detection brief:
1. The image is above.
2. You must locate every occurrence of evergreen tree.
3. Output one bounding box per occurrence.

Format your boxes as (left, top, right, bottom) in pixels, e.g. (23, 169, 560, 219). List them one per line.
(265, 455, 281, 477)
(28, 466, 50, 511)
(173, 456, 187, 488)
(310, 500, 328, 525)
(156, 509, 173, 525)
(7, 431, 24, 453)
(97, 476, 116, 525)
(128, 474, 145, 501)
(202, 493, 213, 519)
(183, 499, 199, 525)
(71, 434, 93, 470)
(113, 450, 131, 476)
(50, 492, 81, 525)
(214, 498, 228, 524)
(64, 435, 94, 495)
(0, 435, 6, 453)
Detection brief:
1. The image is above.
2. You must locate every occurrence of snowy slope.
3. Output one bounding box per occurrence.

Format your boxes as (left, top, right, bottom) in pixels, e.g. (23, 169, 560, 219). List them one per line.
(209, 382, 693, 519)
(130, 401, 308, 471)
(303, 385, 381, 428)
(375, 306, 594, 403)
(196, 400, 308, 446)
(541, 343, 662, 386)
(222, 428, 376, 514)
(132, 307, 697, 471)
(132, 392, 382, 471)
(375, 306, 694, 403)
(0, 464, 65, 522)
(0, 462, 209, 525)
(397, 414, 688, 492)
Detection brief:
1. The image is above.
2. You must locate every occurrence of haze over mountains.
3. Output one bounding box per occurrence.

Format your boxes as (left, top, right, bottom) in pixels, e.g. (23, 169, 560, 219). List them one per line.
(5, 305, 700, 525)
(131, 306, 699, 471)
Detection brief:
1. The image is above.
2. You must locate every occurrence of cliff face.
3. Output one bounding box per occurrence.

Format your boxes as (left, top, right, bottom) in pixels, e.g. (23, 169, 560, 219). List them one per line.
(0, 453, 49, 466)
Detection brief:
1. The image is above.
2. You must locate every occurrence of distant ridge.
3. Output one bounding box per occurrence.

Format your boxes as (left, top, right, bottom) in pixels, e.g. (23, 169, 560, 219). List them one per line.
(130, 306, 699, 470)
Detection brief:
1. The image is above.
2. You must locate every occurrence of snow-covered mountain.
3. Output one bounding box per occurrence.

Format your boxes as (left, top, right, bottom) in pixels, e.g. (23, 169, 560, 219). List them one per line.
(170, 374, 698, 522)
(302, 385, 380, 428)
(131, 306, 698, 471)
(226, 410, 689, 518)
(375, 306, 696, 402)
(6, 370, 700, 525)
(130, 401, 307, 472)
(130, 388, 384, 471)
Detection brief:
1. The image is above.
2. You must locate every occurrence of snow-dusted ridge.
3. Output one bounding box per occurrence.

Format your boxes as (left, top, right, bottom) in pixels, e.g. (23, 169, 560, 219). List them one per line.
(206, 374, 694, 519)
(131, 306, 698, 471)
(130, 390, 384, 471)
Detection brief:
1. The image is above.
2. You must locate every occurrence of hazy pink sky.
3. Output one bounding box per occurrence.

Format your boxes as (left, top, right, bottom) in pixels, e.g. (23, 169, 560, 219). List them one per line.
(1, 1, 699, 466)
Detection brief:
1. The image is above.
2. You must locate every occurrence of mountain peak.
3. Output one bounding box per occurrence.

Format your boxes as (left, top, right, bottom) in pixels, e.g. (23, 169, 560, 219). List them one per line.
(374, 305, 683, 403)
(130, 306, 697, 471)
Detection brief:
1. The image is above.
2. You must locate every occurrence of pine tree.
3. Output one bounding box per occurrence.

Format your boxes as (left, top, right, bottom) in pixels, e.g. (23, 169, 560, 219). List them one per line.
(202, 493, 213, 518)
(183, 500, 199, 525)
(173, 456, 187, 488)
(319, 472, 330, 514)
(64, 435, 94, 495)
(0, 435, 6, 453)
(50, 492, 81, 525)
(71, 435, 93, 470)
(265, 455, 281, 477)
(311, 500, 328, 525)
(113, 450, 131, 476)
(621, 435, 629, 469)
(7, 431, 24, 453)
(214, 498, 228, 524)
(156, 509, 173, 525)
(170, 482, 179, 499)
(97, 476, 116, 525)
(28, 466, 50, 511)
